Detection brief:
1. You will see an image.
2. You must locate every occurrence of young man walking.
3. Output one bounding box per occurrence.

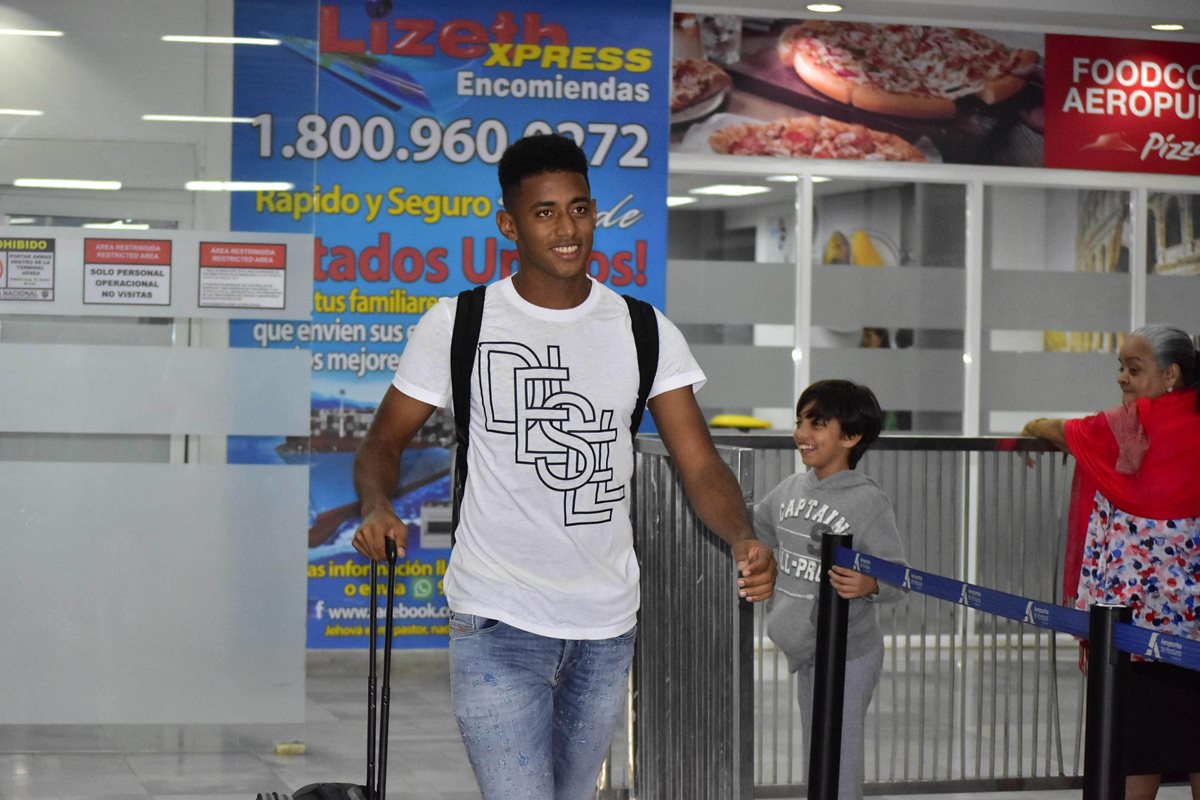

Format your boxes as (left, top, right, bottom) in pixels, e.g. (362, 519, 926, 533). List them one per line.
(352, 134, 775, 799)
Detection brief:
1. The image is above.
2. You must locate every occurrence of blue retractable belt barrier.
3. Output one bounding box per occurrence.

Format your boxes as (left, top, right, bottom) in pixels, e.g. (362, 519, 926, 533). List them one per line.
(820, 544, 1200, 800)
(832, 545, 1089, 638)
(834, 545, 1200, 671)
(1113, 621, 1200, 668)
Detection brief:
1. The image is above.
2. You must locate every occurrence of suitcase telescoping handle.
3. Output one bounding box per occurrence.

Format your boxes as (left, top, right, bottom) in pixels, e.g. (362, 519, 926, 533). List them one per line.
(367, 538, 398, 800)
(254, 544, 398, 800)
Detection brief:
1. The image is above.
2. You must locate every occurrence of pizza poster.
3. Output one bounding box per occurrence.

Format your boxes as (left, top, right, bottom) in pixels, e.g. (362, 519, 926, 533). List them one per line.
(1044, 34, 1200, 175)
(229, 0, 670, 648)
(0, 237, 55, 302)
(669, 16, 1045, 168)
(82, 239, 172, 306)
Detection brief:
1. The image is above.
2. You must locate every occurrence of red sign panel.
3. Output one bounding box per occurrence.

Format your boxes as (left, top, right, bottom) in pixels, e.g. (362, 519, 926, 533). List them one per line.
(84, 239, 173, 266)
(200, 242, 287, 269)
(1045, 34, 1200, 175)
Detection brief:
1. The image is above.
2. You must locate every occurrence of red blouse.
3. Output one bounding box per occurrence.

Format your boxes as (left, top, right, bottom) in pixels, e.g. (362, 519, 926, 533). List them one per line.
(1064, 388, 1200, 521)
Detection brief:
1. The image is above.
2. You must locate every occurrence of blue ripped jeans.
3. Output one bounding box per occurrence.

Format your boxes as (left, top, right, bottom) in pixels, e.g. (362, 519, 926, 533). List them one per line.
(448, 613, 635, 800)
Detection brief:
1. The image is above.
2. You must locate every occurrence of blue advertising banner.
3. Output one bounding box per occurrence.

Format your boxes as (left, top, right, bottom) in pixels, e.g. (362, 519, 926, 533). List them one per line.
(229, 0, 670, 647)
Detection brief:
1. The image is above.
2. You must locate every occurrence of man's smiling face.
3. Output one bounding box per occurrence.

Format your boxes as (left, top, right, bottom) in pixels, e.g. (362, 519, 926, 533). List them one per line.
(497, 170, 596, 285)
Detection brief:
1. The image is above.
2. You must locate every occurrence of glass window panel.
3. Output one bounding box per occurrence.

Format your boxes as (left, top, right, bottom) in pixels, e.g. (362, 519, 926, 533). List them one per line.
(982, 186, 1131, 432)
(667, 171, 796, 426)
(1146, 191, 1200, 332)
(0, 0, 317, 724)
(811, 179, 966, 433)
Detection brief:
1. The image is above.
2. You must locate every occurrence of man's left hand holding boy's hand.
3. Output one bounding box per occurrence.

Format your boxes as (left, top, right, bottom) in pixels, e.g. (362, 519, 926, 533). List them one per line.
(733, 539, 777, 602)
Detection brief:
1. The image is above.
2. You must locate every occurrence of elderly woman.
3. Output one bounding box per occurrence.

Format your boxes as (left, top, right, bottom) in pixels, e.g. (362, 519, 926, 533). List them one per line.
(1024, 324, 1200, 800)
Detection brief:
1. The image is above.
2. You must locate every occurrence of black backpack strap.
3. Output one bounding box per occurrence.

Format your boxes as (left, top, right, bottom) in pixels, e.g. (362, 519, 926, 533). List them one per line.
(450, 285, 486, 538)
(622, 294, 659, 438)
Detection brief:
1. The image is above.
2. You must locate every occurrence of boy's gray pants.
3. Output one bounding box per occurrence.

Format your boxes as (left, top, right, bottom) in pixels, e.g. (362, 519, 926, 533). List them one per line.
(797, 642, 885, 800)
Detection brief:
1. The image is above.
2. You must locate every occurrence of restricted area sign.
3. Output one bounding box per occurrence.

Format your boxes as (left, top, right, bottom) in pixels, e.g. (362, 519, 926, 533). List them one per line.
(198, 241, 288, 310)
(83, 239, 172, 306)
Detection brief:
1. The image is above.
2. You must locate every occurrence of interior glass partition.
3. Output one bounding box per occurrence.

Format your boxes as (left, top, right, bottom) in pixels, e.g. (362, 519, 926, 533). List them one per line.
(0, 0, 319, 725)
(980, 186, 1131, 432)
(1146, 190, 1200, 332)
(667, 170, 797, 427)
(810, 179, 967, 433)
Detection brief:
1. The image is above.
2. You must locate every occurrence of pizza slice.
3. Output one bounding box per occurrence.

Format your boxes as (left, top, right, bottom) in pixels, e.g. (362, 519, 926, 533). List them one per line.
(671, 58, 733, 113)
(812, 116, 928, 161)
(782, 21, 956, 119)
(778, 21, 1038, 119)
(708, 116, 821, 157)
(777, 20, 880, 65)
(842, 55, 955, 119)
(875, 24, 929, 62)
(915, 27, 1039, 105)
(707, 115, 926, 162)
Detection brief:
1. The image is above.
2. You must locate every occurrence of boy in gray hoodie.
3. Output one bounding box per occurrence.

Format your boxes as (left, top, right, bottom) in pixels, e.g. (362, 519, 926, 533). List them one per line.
(752, 379, 908, 800)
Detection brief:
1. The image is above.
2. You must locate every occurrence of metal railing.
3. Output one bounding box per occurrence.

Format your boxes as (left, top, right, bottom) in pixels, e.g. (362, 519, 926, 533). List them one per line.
(626, 436, 756, 799)
(624, 433, 1084, 798)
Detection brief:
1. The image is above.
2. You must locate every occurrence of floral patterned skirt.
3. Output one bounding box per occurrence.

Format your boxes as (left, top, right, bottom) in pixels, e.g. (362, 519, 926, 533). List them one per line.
(1075, 492, 1200, 774)
(1074, 493, 1200, 640)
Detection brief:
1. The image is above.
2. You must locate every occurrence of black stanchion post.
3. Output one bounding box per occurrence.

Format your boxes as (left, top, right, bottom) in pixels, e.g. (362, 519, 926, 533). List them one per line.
(807, 529, 852, 800)
(1083, 603, 1130, 800)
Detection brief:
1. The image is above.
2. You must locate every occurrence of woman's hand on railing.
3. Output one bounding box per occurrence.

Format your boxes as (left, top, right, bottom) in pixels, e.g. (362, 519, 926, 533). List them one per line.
(733, 539, 776, 602)
(1022, 417, 1068, 451)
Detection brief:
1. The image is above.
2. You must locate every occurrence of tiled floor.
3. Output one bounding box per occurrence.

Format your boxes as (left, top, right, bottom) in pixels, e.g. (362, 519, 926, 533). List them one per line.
(0, 651, 478, 800)
(0, 650, 1193, 800)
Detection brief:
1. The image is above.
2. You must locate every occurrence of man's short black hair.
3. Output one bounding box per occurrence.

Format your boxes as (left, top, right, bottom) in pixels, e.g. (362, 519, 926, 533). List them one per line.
(796, 379, 883, 469)
(498, 134, 589, 203)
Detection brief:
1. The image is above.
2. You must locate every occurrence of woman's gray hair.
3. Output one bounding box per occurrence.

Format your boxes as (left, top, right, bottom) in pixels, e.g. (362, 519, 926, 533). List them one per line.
(1131, 324, 1197, 386)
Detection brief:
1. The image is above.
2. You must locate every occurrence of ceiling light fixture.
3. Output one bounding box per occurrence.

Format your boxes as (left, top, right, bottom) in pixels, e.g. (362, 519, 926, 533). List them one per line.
(688, 184, 771, 197)
(14, 178, 121, 190)
(1150, 23, 1184, 31)
(83, 221, 152, 230)
(0, 108, 43, 116)
(143, 114, 255, 123)
(185, 180, 294, 192)
(162, 35, 280, 45)
(0, 28, 64, 37)
(667, 196, 699, 207)
(767, 175, 832, 184)
(806, 4, 844, 13)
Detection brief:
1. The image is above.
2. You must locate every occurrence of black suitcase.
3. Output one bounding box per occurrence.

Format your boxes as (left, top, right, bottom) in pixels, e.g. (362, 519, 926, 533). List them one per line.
(258, 539, 400, 800)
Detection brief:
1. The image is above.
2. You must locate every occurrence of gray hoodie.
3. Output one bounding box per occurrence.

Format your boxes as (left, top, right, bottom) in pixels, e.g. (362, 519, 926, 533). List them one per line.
(752, 467, 907, 671)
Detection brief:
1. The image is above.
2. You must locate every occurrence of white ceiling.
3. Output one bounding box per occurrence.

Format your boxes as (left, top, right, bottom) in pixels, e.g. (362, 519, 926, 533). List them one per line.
(680, 0, 1200, 40)
(1, 0, 1197, 199)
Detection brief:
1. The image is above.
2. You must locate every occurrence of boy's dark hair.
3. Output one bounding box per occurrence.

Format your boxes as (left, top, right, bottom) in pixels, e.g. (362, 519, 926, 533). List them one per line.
(796, 379, 883, 469)
(497, 134, 589, 204)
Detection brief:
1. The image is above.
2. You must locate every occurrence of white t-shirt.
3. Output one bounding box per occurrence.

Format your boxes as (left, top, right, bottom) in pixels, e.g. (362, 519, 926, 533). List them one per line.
(392, 276, 705, 639)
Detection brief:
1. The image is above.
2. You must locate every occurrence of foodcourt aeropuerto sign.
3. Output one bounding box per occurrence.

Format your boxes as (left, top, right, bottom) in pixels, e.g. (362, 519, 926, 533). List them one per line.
(1045, 34, 1200, 175)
